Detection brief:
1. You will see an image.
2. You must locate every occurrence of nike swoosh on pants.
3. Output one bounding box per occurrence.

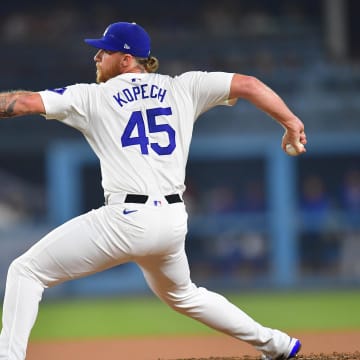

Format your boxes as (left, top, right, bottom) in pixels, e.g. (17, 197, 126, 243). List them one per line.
(123, 209, 138, 215)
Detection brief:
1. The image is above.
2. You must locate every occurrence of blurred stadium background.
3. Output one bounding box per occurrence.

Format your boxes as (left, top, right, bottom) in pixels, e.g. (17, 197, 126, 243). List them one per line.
(0, 0, 360, 301)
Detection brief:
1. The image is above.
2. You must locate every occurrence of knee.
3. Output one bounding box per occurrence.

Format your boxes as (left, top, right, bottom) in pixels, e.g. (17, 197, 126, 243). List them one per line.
(8, 256, 28, 278)
(7, 254, 43, 286)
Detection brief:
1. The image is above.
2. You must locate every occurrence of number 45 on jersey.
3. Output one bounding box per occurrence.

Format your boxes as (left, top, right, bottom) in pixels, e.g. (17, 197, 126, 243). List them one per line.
(121, 107, 176, 156)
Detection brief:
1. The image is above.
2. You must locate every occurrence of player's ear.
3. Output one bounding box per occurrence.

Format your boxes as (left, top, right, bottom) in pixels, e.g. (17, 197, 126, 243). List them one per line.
(121, 53, 134, 66)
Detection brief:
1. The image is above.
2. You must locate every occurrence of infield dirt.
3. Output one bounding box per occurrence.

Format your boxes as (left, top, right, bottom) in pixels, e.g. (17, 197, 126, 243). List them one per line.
(168, 354, 360, 360)
(27, 330, 359, 360)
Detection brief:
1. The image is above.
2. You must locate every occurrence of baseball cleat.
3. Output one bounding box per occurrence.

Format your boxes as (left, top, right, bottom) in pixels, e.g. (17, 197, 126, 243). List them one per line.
(261, 338, 301, 360)
(287, 338, 301, 359)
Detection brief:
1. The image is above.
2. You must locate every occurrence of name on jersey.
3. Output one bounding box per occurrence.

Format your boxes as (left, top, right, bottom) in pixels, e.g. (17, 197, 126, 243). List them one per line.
(113, 84, 167, 107)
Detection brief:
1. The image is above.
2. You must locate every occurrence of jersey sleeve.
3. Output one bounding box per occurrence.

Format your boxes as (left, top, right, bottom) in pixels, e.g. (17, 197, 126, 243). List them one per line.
(177, 71, 234, 119)
(39, 84, 96, 132)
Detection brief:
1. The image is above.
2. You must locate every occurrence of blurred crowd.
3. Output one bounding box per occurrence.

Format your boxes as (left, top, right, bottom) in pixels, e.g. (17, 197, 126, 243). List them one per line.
(299, 167, 360, 278)
(182, 162, 360, 281)
(0, 1, 318, 42)
(0, 1, 323, 80)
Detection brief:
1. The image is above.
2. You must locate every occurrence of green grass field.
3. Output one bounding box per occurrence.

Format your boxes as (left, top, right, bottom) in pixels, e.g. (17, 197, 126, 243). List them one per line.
(24, 289, 360, 341)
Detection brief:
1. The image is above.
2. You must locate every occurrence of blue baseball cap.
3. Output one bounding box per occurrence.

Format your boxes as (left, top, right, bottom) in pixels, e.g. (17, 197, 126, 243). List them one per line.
(84, 22, 151, 58)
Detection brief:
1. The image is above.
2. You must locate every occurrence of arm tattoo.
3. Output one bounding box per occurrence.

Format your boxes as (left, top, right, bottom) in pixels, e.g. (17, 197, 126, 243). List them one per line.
(0, 91, 31, 118)
(0, 96, 17, 117)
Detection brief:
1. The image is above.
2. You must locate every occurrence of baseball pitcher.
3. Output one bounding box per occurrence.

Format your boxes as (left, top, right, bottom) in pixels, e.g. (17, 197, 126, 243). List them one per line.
(0, 22, 306, 360)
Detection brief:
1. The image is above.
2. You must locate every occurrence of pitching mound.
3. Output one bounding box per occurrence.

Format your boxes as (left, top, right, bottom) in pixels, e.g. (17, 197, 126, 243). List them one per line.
(167, 353, 360, 360)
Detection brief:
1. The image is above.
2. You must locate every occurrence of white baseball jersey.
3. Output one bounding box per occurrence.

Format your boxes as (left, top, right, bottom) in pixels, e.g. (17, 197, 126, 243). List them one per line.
(39, 71, 234, 199)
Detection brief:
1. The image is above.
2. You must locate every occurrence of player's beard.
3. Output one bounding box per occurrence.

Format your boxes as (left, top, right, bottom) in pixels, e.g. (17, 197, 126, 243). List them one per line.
(96, 66, 107, 83)
(96, 64, 120, 83)
(96, 69, 103, 83)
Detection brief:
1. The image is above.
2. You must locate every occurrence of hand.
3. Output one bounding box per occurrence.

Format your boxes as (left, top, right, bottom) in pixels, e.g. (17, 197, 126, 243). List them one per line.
(281, 120, 307, 155)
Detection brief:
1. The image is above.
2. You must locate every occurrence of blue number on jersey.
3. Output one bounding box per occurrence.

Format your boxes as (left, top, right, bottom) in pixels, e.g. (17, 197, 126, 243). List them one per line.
(121, 107, 176, 155)
(121, 110, 149, 154)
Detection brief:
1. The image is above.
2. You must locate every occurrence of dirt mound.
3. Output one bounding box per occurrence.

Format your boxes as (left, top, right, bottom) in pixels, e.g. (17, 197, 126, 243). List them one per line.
(169, 353, 360, 360)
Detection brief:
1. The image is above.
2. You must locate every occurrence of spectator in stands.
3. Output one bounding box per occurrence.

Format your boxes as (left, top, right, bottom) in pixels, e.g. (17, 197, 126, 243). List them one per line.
(299, 174, 338, 273)
(339, 167, 360, 277)
(340, 167, 360, 225)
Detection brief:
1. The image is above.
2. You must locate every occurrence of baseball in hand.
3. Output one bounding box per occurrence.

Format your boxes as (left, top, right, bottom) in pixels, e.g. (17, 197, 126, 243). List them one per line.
(285, 143, 304, 156)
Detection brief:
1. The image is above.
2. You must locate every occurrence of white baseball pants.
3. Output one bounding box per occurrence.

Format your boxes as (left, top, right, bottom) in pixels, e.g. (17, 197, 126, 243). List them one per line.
(0, 197, 292, 359)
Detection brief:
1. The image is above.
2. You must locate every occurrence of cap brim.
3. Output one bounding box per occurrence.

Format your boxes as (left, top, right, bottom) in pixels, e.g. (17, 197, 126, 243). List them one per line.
(84, 38, 119, 51)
